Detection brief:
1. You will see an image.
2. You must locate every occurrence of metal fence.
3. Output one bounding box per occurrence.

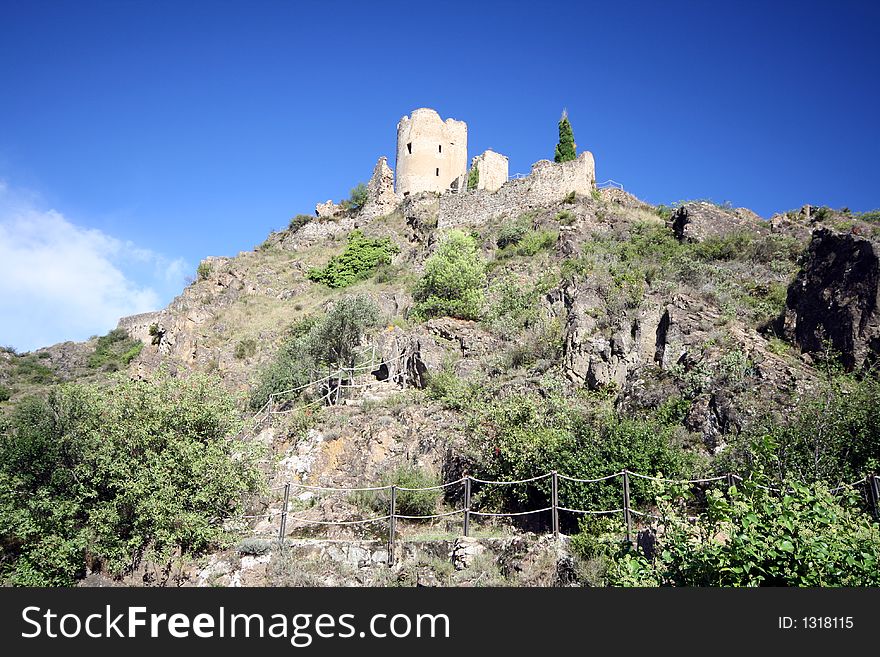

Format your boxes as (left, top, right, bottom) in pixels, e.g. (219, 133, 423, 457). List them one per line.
(239, 470, 880, 565)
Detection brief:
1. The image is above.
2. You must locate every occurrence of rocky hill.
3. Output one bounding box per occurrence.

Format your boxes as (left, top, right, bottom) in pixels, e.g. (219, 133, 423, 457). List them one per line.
(4, 167, 880, 587)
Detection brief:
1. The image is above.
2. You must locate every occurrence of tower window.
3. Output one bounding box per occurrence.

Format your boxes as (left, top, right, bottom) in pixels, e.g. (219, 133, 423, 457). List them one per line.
(436, 168, 439, 176)
(438, 144, 442, 153)
(407, 142, 412, 155)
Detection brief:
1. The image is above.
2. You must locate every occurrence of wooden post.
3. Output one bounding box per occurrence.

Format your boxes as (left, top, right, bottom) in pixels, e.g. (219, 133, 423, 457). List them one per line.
(726, 473, 735, 490)
(388, 485, 397, 567)
(278, 482, 290, 548)
(463, 476, 471, 537)
(622, 470, 632, 545)
(868, 474, 880, 521)
(551, 470, 559, 538)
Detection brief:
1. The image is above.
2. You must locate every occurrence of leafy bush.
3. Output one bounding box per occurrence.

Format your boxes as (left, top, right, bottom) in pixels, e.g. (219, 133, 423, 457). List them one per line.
(512, 230, 557, 257)
(249, 296, 380, 410)
(13, 354, 57, 384)
(289, 214, 313, 232)
(197, 262, 212, 281)
(87, 328, 143, 370)
(556, 210, 574, 225)
(234, 338, 257, 360)
(471, 385, 693, 521)
(353, 464, 440, 518)
(307, 230, 399, 289)
(342, 183, 368, 213)
(413, 230, 486, 321)
(607, 479, 880, 586)
(236, 538, 273, 556)
(0, 372, 263, 586)
(0, 385, 11, 402)
(496, 215, 531, 249)
(719, 370, 880, 486)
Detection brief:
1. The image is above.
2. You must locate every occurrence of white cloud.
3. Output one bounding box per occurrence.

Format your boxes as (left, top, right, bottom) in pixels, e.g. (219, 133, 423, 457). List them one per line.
(0, 184, 185, 351)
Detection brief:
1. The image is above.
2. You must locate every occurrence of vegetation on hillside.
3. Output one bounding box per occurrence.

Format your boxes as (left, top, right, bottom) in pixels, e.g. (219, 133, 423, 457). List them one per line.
(0, 372, 263, 585)
(413, 230, 487, 320)
(307, 230, 400, 288)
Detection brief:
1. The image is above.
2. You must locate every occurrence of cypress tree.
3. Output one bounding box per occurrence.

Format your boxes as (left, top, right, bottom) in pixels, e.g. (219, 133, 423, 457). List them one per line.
(554, 109, 577, 163)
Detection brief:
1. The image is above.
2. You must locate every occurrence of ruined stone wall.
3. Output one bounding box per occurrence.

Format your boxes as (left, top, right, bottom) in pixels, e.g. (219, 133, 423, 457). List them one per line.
(117, 310, 165, 345)
(395, 108, 467, 196)
(359, 156, 399, 221)
(472, 149, 508, 192)
(438, 151, 595, 228)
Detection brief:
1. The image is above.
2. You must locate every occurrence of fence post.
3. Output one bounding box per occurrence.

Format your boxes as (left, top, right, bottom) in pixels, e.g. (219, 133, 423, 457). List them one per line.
(278, 482, 290, 548)
(622, 470, 632, 545)
(388, 485, 397, 567)
(868, 474, 880, 521)
(551, 470, 559, 538)
(463, 476, 471, 537)
(726, 473, 735, 490)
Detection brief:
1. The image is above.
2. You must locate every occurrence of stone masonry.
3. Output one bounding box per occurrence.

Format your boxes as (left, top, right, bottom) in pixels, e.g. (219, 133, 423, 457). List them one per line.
(437, 151, 595, 228)
(395, 108, 468, 196)
(471, 149, 508, 192)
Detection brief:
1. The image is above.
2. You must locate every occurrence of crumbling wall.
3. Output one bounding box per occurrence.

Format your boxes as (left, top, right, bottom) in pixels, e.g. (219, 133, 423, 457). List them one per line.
(395, 108, 467, 196)
(472, 149, 508, 192)
(438, 151, 595, 228)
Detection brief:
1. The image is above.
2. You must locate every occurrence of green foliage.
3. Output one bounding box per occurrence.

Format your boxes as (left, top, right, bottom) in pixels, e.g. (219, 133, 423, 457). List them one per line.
(720, 370, 880, 486)
(197, 262, 212, 281)
(352, 464, 440, 518)
(341, 183, 368, 213)
(11, 354, 56, 385)
(87, 328, 143, 370)
(307, 230, 400, 289)
(413, 230, 487, 321)
(471, 383, 693, 519)
(496, 214, 531, 249)
(467, 166, 479, 191)
(607, 479, 880, 586)
(249, 296, 380, 410)
(856, 209, 880, 222)
(0, 373, 263, 586)
(554, 111, 577, 163)
(563, 190, 577, 204)
(288, 214, 313, 232)
(234, 338, 257, 360)
(556, 210, 574, 225)
(0, 385, 11, 402)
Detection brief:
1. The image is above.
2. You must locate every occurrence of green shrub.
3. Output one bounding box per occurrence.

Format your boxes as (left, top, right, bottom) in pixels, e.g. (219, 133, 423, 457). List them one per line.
(197, 262, 212, 281)
(413, 230, 487, 321)
(249, 296, 380, 410)
(307, 230, 399, 289)
(288, 214, 313, 232)
(353, 464, 440, 518)
(234, 338, 257, 360)
(472, 387, 693, 520)
(496, 215, 531, 249)
(0, 373, 263, 586)
(563, 190, 577, 204)
(556, 210, 574, 225)
(13, 355, 56, 384)
(0, 385, 11, 402)
(342, 183, 368, 213)
(87, 328, 143, 370)
(236, 538, 273, 556)
(513, 230, 557, 257)
(607, 479, 880, 586)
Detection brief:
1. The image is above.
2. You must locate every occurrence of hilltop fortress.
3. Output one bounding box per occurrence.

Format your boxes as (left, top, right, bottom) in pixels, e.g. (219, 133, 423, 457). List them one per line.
(316, 107, 596, 228)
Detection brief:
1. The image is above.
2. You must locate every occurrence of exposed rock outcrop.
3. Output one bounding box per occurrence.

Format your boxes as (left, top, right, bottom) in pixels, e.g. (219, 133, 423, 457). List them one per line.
(781, 227, 880, 370)
(670, 201, 767, 243)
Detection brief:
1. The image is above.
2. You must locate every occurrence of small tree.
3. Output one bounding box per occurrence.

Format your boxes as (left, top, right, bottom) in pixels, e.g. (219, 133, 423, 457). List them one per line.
(554, 109, 577, 163)
(343, 183, 369, 213)
(413, 230, 487, 321)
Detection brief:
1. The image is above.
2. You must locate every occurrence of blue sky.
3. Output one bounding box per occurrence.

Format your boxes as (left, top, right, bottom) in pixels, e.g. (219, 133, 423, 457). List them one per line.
(1, 0, 878, 350)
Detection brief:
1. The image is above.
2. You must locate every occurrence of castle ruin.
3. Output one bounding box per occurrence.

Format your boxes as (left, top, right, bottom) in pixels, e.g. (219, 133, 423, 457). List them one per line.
(315, 106, 596, 224)
(395, 108, 468, 196)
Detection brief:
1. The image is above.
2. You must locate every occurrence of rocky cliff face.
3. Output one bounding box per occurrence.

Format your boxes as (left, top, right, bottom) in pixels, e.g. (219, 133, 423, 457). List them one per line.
(782, 227, 880, 370)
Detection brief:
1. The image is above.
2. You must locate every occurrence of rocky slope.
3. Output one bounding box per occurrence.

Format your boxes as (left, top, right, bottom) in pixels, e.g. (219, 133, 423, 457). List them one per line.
(6, 171, 879, 585)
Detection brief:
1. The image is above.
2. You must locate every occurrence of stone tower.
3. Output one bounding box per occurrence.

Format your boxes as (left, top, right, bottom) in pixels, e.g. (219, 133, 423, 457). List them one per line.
(395, 108, 467, 196)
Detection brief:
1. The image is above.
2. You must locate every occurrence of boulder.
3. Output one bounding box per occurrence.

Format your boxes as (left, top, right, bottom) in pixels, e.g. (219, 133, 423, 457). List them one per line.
(781, 227, 880, 370)
(670, 202, 767, 243)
